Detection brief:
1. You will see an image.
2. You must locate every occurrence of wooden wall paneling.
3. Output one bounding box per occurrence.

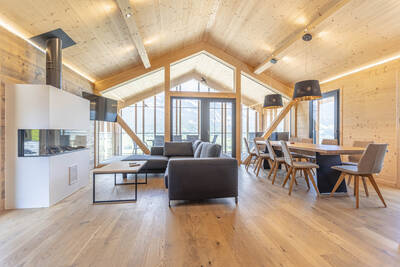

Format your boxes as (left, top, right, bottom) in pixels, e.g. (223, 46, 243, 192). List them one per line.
(116, 115, 150, 155)
(295, 59, 400, 187)
(164, 65, 171, 142)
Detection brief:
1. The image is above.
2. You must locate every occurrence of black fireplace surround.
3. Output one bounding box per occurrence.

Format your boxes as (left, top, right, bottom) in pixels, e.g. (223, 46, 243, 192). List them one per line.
(18, 129, 87, 157)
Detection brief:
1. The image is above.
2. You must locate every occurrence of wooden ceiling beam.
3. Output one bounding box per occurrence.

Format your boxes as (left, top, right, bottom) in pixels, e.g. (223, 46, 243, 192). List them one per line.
(254, 0, 352, 75)
(95, 42, 292, 97)
(115, 0, 150, 68)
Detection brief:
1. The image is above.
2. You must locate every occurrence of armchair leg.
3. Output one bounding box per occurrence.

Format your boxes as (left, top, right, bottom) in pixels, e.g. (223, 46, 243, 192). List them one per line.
(367, 175, 387, 208)
(306, 169, 320, 196)
(235, 196, 238, 204)
(330, 172, 346, 197)
(282, 167, 292, 187)
(288, 168, 297, 195)
(169, 200, 171, 208)
(347, 175, 353, 185)
(355, 175, 360, 208)
(362, 176, 369, 197)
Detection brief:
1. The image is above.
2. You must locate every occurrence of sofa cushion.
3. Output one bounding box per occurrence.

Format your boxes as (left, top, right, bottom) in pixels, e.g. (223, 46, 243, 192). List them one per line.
(122, 154, 169, 170)
(194, 142, 203, 158)
(192, 140, 202, 153)
(200, 142, 222, 158)
(164, 142, 193, 157)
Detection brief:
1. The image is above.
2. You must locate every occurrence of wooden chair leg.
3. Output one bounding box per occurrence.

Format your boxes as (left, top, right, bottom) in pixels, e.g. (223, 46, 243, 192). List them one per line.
(244, 155, 251, 171)
(288, 168, 297, 195)
(253, 158, 260, 173)
(306, 169, 320, 196)
(268, 161, 276, 180)
(347, 174, 352, 185)
(330, 173, 346, 197)
(303, 169, 310, 189)
(282, 167, 292, 187)
(284, 163, 288, 172)
(355, 175, 360, 208)
(367, 175, 387, 207)
(272, 162, 279, 182)
(361, 176, 369, 197)
(256, 158, 264, 177)
(353, 175, 356, 196)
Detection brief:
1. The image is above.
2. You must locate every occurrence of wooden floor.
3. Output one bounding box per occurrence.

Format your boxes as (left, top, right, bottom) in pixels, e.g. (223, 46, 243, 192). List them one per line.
(0, 166, 400, 267)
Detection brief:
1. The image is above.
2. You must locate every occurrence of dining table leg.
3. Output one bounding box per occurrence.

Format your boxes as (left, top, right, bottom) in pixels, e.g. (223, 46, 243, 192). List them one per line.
(315, 153, 348, 194)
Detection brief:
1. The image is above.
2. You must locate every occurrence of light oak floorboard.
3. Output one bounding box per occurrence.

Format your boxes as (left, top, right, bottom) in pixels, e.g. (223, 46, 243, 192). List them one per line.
(0, 168, 400, 267)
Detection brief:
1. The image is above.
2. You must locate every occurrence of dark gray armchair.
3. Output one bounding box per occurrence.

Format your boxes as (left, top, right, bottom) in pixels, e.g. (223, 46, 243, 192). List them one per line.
(167, 157, 238, 206)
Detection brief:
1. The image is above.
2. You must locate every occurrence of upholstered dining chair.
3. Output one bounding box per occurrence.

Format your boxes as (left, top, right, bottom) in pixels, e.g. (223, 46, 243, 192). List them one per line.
(330, 143, 387, 208)
(265, 140, 287, 184)
(280, 141, 320, 196)
(243, 137, 256, 171)
(321, 139, 338, 145)
(253, 137, 271, 177)
(345, 140, 374, 185)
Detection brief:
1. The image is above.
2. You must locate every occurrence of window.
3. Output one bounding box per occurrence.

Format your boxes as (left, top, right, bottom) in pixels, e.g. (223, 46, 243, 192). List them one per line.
(309, 90, 340, 144)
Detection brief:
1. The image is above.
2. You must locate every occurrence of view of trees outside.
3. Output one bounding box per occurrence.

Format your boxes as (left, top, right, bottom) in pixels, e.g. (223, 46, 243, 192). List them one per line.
(172, 98, 200, 141)
(120, 92, 165, 155)
(313, 96, 335, 144)
(210, 102, 233, 155)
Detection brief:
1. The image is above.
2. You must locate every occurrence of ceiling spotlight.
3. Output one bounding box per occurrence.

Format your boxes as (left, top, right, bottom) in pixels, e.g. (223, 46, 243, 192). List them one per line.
(302, 33, 312, 42)
(126, 13, 132, 18)
(270, 58, 278, 64)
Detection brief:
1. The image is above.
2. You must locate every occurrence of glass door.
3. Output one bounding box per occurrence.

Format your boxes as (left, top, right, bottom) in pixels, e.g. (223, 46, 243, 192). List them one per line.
(309, 90, 340, 144)
(208, 101, 234, 156)
(171, 97, 236, 157)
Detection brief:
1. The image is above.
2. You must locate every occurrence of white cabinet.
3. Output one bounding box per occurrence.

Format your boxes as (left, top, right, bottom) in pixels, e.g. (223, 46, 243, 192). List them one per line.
(5, 84, 91, 209)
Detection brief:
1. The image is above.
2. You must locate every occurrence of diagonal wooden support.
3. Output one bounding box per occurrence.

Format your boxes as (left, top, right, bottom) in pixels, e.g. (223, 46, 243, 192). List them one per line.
(262, 100, 296, 139)
(117, 114, 150, 154)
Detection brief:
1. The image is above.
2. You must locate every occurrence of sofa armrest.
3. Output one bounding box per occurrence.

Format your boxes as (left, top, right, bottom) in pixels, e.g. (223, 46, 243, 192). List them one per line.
(151, 146, 164, 155)
(167, 158, 238, 200)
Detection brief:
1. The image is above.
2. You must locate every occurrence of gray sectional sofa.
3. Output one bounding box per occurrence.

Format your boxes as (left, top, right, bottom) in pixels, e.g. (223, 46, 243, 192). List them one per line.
(123, 140, 238, 206)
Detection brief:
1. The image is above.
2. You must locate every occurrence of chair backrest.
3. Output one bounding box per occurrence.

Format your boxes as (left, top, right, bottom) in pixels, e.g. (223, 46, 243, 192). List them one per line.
(244, 137, 251, 154)
(348, 140, 374, 163)
(358, 144, 388, 174)
(154, 135, 164, 146)
(280, 141, 293, 166)
(300, 138, 313, 144)
(173, 135, 182, 141)
(253, 137, 265, 156)
(265, 140, 276, 161)
(321, 139, 338, 145)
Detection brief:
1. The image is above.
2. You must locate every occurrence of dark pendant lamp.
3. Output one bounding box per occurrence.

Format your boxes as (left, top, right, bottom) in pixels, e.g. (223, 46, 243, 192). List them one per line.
(293, 80, 322, 101)
(263, 94, 283, 109)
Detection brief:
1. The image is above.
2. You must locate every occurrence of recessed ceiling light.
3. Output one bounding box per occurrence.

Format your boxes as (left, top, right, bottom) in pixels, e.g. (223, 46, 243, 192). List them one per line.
(126, 13, 132, 18)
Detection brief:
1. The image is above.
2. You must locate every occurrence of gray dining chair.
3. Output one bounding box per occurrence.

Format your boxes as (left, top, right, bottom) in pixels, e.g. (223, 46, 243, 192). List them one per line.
(253, 137, 271, 177)
(321, 139, 338, 145)
(344, 140, 374, 185)
(330, 143, 387, 208)
(243, 137, 256, 171)
(265, 140, 287, 184)
(280, 141, 320, 196)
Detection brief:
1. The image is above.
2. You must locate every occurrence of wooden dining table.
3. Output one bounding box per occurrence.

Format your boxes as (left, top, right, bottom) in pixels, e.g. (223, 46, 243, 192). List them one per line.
(256, 141, 365, 194)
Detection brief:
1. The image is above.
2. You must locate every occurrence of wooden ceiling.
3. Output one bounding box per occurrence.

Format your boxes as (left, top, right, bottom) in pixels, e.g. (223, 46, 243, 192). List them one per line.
(0, 0, 399, 86)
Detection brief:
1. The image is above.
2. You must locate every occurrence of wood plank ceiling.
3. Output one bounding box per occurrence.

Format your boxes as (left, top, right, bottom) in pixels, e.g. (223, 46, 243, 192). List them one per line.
(0, 0, 399, 87)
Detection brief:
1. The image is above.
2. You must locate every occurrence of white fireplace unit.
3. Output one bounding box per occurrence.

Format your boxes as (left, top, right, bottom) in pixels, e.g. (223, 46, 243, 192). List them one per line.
(5, 84, 90, 209)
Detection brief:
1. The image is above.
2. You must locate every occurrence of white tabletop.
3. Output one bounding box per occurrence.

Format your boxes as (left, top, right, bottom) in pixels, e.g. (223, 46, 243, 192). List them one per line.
(93, 161, 146, 174)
